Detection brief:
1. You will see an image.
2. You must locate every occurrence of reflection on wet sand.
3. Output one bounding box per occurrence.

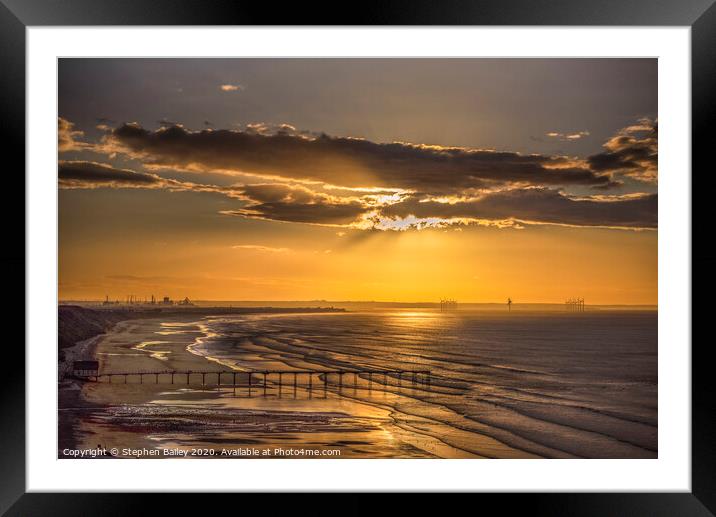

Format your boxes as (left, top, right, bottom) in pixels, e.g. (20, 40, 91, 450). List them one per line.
(60, 309, 657, 459)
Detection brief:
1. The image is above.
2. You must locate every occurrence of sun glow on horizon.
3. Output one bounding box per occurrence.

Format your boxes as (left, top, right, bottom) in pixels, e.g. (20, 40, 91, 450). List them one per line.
(58, 59, 657, 306)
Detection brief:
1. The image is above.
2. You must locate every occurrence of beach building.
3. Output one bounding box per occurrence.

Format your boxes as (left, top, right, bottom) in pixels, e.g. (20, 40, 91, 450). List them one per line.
(72, 360, 99, 378)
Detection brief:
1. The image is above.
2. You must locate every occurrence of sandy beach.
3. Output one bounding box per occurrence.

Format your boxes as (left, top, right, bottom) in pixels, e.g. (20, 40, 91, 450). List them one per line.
(59, 314, 472, 459)
(58, 307, 657, 459)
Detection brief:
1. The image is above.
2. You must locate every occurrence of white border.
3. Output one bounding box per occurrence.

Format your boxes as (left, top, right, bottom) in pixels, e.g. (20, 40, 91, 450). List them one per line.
(27, 27, 691, 492)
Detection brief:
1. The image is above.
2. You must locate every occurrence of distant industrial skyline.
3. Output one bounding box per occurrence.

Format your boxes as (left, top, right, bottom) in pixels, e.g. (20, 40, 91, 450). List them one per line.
(59, 58, 657, 304)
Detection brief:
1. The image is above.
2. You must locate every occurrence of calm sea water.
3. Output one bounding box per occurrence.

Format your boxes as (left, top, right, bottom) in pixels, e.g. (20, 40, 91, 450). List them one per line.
(187, 309, 657, 458)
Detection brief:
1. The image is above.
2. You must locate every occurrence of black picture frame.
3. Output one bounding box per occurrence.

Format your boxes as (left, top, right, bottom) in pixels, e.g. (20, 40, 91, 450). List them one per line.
(2, 0, 711, 514)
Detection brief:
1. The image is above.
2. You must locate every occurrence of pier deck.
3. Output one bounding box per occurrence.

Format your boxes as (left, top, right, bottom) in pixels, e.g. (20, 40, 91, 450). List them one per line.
(86, 369, 431, 389)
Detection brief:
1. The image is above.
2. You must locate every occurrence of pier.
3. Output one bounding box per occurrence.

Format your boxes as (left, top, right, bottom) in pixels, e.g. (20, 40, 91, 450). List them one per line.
(87, 369, 431, 393)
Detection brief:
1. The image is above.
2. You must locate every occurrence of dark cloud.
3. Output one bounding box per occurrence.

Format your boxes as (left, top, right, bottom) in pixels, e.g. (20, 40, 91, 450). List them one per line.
(58, 160, 244, 199)
(58, 117, 89, 152)
(58, 161, 364, 225)
(587, 119, 657, 182)
(381, 189, 657, 229)
(224, 201, 368, 226)
(59, 116, 658, 231)
(223, 183, 370, 225)
(104, 123, 613, 192)
(59, 160, 164, 187)
(240, 183, 316, 204)
(58, 160, 656, 230)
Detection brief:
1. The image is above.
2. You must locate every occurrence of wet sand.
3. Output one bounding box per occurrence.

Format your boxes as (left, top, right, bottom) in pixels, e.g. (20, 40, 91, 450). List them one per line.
(59, 316, 479, 458)
(59, 309, 657, 459)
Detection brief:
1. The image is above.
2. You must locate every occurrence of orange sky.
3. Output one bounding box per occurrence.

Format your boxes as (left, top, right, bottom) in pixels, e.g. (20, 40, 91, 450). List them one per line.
(59, 187, 656, 304)
(58, 59, 657, 304)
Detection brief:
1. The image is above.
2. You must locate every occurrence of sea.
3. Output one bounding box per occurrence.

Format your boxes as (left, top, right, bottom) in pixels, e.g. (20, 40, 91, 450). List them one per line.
(182, 308, 657, 458)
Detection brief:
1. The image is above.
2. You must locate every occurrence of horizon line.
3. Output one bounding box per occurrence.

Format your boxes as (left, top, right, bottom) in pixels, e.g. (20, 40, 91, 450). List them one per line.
(58, 299, 658, 307)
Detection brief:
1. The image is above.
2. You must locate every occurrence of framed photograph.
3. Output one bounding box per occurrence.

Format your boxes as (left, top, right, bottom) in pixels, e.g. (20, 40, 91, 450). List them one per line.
(4, 0, 711, 513)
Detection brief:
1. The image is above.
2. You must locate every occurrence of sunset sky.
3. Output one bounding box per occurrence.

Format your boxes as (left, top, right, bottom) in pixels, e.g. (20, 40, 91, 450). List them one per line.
(58, 59, 657, 304)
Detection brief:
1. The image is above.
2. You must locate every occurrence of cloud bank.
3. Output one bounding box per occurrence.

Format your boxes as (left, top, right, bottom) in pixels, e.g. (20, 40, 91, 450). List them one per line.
(380, 189, 657, 229)
(587, 118, 657, 183)
(102, 123, 617, 192)
(58, 118, 658, 231)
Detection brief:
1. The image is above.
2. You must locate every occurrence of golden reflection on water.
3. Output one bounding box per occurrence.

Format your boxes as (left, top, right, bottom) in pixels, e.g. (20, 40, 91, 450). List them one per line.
(132, 340, 171, 360)
(383, 310, 446, 330)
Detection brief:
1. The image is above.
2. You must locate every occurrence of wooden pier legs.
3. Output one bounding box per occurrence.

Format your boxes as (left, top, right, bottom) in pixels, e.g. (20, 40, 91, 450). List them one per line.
(94, 369, 431, 395)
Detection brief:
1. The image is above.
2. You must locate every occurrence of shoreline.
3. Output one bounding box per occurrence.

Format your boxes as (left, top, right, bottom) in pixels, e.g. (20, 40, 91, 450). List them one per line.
(58, 308, 657, 459)
(58, 306, 349, 457)
(58, 304, 347, 368)
(59, 311, 445, 459)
